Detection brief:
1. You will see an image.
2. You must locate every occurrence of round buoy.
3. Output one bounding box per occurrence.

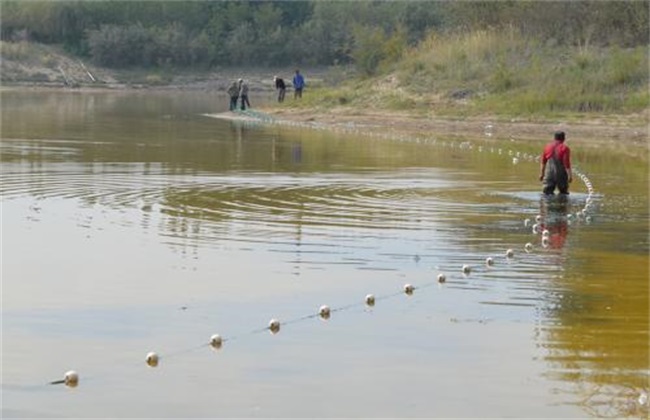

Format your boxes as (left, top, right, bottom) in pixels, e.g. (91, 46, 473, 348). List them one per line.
(64, 370, 79, 388)
(535, 215, 542, 223)
(541, 237, 550, 248)
(524, 219, 531, 227)
(462, 264, 471, 275)
(269, 319, 281, 334)
(319, 305, 331, 320)
(505, 249, 514, 258)
(403, 284, 415, 295)
(542, 229, 550, 238)
(146, 352, 159, 367)
(525, 242, 533, 252)
(485, 257, 494, 267)
(512, 157, 519, 165)
(210, 334, 223, 350)
(437, 273, 446, 283)
(365, 294, 376, 307)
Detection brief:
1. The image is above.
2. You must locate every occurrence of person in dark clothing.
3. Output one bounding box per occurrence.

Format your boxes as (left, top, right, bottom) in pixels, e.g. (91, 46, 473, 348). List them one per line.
(239, 78, 250, 110)
(227, 81, 239, 111)
(539, 131, 573, 195)
(274, 76, 286, 102)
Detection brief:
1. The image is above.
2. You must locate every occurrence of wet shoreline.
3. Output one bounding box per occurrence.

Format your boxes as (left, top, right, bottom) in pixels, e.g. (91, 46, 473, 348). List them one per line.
(3, 83, 648, 152)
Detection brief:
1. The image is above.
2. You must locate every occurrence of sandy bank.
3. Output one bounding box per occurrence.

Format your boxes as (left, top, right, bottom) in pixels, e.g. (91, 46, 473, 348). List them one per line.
(208, 105, 648, 156)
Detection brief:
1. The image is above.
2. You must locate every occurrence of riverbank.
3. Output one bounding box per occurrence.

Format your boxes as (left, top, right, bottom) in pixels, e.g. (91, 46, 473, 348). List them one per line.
(1, 41, 331, 92)
(4, 81, 647, 158)
(207, 105, 649, 159)
(3, 41, 647, 153)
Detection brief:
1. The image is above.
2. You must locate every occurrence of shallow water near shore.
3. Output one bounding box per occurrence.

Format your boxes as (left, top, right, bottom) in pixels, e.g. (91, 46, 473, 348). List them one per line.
(2, 90, 648, 418)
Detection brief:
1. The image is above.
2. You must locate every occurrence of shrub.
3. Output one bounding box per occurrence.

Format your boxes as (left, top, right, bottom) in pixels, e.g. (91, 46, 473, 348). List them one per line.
(0, 40, 31, 60)
(395, 30, 648, 114)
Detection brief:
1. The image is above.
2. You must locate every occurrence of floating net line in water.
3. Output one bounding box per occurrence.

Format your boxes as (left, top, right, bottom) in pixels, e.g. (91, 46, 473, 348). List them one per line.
(48, 114, 618, 404)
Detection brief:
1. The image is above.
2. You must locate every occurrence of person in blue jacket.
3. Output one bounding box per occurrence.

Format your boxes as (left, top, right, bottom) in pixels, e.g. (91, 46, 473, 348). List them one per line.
(292, 69, 305, 99)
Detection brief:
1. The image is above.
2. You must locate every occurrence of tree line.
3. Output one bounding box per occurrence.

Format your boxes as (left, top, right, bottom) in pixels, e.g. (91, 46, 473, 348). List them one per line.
(1, 1, 647, 71)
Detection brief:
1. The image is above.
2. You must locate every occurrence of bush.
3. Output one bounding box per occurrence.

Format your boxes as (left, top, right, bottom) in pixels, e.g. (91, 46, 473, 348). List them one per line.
(87, 24, 153, 67)
(144, 74, 164, 85)
(396, 30, 648, 114)
(0, 40, 31, 60)
(351, 25, 407, 77)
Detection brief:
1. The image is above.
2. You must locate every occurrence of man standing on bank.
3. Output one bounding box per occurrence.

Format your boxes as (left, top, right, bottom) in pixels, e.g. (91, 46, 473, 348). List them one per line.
(539, 131, 572, 195)
(292, 69, 305, 99)
(274, 75, 286, 102)
(239, 78, 251, 111)
(227, 80, 240, 111)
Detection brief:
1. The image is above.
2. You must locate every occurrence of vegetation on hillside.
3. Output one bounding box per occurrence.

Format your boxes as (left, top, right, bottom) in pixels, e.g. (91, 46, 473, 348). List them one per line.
(1, 1, 647, 69)
(290, 29, 649, 117)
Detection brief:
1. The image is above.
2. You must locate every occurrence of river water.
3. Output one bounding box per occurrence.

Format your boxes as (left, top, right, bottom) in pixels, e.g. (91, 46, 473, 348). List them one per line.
(1, 90, 648, 418)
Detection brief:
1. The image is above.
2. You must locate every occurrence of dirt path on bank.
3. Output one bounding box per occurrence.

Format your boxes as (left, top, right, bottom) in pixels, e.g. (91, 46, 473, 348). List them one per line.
(247, 106, 648, 160)
(264, 107, 647, 145)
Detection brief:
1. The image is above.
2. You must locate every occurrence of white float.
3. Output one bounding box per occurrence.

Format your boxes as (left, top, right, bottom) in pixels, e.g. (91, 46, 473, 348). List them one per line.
(404, 284, 415, 295)
(64, 370, 79, 388)
(146, 352, 159, 367)
(319, 305, 331, 319)
(210, 334, 223, 350)
(269, 319, 281, 334)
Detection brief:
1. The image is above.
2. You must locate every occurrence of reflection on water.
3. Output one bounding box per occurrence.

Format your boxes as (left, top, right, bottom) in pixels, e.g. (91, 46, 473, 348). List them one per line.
(1, 90, 648, 418)
(539, 195, 570, 249)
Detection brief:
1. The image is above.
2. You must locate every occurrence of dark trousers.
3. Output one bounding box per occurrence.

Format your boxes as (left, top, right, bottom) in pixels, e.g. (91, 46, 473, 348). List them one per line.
(543, 161, 569, 195)
(543, 180, 569, 195)
(229, 96, 238, 111)
(278, 88, 286, 102)
(240, 95, 250, 110)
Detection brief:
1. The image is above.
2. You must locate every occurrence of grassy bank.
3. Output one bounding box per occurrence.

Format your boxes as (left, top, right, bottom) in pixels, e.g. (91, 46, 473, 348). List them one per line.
(280, 30, 649, 120)
(2, 32, 648, 138)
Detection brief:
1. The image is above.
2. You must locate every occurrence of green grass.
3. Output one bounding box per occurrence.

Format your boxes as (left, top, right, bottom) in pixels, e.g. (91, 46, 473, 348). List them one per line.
(287, 30, 649, 118)
(0, 41, 33, 60)
(0, 40, 58, 67)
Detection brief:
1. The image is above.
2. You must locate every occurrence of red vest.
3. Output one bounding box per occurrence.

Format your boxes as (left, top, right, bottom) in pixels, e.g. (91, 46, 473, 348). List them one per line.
(542, 141, 571, 169)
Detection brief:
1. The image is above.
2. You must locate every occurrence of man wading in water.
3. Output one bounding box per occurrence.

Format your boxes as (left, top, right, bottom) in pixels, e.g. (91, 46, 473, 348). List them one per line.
(539, 131, 572, 195)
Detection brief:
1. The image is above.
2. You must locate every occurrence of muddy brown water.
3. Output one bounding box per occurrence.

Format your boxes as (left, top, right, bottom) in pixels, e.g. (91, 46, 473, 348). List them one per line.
(1, 90, 648, 418)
